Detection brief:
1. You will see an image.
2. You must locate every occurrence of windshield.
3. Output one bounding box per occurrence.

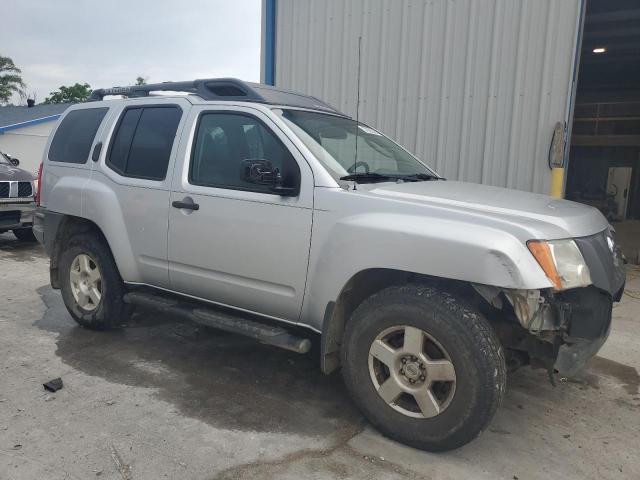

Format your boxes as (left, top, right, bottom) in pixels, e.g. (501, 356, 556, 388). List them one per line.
(277, 109, 437, 182)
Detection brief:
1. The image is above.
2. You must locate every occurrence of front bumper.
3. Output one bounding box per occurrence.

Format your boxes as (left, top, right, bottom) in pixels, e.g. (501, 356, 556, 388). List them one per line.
(555, 329, 610, 376)
(0, 199, 35, 231)
(551, 229, 625, 375)
(552, 286, 616, 375)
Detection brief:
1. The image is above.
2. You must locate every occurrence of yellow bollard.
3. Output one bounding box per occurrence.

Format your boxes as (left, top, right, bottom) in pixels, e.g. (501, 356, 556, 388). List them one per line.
(550, 168, 564, 199)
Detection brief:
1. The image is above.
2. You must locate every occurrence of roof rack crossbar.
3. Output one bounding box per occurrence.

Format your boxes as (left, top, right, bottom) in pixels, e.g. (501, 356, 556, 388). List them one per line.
(88, 78, 341, 113)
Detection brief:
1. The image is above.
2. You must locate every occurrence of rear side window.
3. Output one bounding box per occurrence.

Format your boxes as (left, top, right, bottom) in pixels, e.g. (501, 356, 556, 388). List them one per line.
(48, 108, 108, 163)
(107, 106, 182, 180)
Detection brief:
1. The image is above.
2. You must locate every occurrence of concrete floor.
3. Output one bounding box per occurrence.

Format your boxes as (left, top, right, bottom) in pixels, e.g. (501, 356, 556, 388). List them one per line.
(613, 220, 640, 264)
(1, 232, 639, 480)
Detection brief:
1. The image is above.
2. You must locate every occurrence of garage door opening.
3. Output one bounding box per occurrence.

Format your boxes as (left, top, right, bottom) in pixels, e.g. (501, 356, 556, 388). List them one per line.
(567, 0, 640, 263)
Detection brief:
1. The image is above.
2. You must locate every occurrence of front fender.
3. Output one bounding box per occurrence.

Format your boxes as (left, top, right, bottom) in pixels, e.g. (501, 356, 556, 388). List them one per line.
(302, 212, 552, 330)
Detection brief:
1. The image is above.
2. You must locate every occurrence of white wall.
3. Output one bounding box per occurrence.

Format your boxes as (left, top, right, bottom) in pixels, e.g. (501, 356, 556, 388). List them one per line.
(268, 0, 583, 194)
(0, 121, 56, 174)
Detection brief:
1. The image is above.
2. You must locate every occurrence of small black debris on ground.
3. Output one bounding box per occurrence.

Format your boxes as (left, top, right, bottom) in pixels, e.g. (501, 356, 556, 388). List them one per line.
(43, 378, 63, 392)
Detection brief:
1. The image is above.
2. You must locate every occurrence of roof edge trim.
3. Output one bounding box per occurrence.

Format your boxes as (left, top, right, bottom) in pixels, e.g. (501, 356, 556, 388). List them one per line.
(0, 114, 62, 134)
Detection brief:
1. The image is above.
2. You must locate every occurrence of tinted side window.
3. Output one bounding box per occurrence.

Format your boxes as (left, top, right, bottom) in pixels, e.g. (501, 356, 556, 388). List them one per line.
(107, 106, 181, 180)
(189, 113, 299, 193)
(49, 108, 108, 163)
(108, 108, 141, 173)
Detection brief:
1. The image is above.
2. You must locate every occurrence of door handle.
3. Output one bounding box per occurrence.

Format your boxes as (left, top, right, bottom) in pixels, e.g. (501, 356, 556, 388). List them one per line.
(172, 200, 199, 211)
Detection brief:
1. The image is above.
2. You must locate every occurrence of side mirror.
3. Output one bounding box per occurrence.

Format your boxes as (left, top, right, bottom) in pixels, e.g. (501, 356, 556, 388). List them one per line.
(10, 158, 19, 166)
(270, 170, 298, 196)
(242, 159, 298, 196)
(243, 159, 276, 185)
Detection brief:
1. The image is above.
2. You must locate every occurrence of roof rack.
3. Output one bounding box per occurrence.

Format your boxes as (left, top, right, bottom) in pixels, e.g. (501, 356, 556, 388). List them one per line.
(88, 78, 342, 114)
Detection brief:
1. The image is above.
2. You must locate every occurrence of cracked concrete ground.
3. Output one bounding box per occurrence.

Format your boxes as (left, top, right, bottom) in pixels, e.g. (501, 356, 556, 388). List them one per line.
(1, 232, 639, 480)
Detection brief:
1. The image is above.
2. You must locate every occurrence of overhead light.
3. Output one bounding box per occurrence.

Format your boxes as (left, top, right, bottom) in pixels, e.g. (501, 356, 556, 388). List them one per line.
(593, 47, 606, 54)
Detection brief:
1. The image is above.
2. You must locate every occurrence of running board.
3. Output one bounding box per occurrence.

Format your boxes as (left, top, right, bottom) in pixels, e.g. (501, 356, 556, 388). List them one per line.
(123, 291, 311, 354)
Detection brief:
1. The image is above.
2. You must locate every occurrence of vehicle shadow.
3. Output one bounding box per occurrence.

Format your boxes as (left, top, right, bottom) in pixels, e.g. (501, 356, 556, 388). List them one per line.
(34, 282, 640, 475)
(35, 285, 364, 438)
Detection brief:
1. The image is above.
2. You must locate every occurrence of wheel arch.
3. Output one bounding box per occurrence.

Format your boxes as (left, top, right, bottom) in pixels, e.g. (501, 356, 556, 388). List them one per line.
(49, 215, 115, 289)
(320, 268, 479, 374)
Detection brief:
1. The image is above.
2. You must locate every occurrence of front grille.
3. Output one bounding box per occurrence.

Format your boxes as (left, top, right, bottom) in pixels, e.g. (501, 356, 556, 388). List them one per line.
(18, 182, 33, 198)
(0, 181, 33, 198)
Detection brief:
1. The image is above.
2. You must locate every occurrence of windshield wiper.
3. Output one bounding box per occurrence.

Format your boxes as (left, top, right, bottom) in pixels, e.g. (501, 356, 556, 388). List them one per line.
(340, 172, 443, 183)
(339, 172, 394, 183)
(398, 173, 442, 181)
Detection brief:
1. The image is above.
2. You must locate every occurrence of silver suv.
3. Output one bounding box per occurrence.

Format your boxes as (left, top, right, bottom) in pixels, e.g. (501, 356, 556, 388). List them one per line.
(34, 79, 626, 451)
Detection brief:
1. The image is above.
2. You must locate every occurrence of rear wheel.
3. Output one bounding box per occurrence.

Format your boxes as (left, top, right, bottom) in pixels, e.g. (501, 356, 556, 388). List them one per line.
(13, 227, 37, 242)
(59, 232, 132, 329)
(341, 284, 506, 451)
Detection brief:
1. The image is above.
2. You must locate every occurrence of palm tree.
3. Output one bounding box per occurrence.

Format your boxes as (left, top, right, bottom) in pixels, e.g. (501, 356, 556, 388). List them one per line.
(0, 56, 26, 104)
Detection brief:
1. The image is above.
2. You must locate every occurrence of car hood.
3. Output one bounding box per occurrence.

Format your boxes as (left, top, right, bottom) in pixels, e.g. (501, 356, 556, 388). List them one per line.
(0, 163, 35, 181)
(366, 180, 609, 239)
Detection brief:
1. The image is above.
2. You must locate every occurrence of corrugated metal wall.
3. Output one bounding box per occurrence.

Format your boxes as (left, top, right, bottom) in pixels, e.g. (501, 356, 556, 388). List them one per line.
(269, 0, 582, 194)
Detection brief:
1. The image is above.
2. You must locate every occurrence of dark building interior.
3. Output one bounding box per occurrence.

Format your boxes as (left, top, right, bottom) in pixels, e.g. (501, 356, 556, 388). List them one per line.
(567, 0, 640, 262)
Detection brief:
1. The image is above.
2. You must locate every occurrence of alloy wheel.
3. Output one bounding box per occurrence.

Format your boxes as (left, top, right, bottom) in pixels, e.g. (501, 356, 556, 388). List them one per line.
(368, 325, 457, 418)
(69, 253, 103, 312)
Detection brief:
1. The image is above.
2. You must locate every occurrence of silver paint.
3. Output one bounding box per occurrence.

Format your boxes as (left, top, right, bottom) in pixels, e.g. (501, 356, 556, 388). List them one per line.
(42, 97, 610, 332)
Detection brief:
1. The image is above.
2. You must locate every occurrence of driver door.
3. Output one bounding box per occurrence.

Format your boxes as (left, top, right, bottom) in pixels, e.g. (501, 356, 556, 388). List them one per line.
(167, 105, 314, 322)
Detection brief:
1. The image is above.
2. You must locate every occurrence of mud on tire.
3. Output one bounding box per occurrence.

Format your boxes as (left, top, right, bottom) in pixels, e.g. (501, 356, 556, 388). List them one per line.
(341, 283, 506, 452)
(59, 232, 132, 330)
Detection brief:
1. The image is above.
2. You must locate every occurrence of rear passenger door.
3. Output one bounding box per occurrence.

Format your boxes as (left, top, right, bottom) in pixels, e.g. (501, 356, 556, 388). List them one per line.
(85, 98, 190, 288)
(167, 105, 314, 322)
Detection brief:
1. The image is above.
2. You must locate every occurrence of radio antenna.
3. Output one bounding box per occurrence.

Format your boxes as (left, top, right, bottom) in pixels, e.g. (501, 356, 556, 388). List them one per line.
(352, 35, 362, 191)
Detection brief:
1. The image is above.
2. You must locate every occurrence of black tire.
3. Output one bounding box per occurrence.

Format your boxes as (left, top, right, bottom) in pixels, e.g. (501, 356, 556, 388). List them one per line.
(59, 232, 132, 330)
(13, 227, 37, 242)
(341, 284, 506, 452)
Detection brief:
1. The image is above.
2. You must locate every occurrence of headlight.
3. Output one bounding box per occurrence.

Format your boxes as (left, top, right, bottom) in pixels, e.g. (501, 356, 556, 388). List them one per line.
(527, 239, 591, 290)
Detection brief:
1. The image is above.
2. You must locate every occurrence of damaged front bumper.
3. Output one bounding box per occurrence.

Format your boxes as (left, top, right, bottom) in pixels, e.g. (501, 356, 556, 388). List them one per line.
(492, 286, 618, 376)
(554, 329, 610, 377)
(546, 286, 616, 376)
(476, 229, 626, 377)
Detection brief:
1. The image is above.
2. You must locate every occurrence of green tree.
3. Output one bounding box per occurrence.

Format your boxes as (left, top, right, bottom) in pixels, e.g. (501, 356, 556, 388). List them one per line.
(135, 76, 147, 85)
(44, 83, 91, 104)
(0, 55, 26, 104)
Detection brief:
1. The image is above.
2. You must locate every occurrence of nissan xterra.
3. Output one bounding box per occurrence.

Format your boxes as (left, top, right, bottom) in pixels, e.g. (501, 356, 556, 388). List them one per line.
(33, 79, 626, 451)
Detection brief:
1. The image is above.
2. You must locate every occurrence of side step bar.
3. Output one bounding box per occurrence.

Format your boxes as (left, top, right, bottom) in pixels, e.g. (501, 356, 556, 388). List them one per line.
(123, 291, 312, 354)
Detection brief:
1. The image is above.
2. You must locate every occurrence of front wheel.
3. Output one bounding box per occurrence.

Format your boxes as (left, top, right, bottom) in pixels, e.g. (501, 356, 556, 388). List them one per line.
(341, 284, 506, 451)
(59, 232, 133, 330)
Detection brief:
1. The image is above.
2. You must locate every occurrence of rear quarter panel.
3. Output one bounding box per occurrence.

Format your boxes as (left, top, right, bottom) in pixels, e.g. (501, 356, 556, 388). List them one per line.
(40, 105, 112, 214)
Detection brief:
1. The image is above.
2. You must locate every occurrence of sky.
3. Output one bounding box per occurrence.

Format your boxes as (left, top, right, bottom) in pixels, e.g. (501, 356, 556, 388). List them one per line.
(2, 0, 262, 104)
